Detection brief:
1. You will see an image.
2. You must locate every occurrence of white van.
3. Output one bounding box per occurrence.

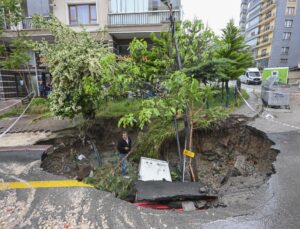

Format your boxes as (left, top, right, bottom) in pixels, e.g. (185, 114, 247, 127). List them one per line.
(239, 68, 262, 85)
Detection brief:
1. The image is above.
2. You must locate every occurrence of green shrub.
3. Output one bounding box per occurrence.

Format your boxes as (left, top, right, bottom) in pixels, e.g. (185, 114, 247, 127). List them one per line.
(85, 161, 137, 200)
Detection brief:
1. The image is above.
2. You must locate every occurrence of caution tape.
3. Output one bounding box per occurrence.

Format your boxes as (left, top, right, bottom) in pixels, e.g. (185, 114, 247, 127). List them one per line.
(237, 89, 300, 131)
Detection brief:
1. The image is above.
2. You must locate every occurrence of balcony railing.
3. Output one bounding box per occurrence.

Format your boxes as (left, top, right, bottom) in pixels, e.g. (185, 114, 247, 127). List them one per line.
(256, 52, 270, 59)
(3, 16, 51, 31)
(257, 38, 272, 46)
(261, 0, 276, 12)
(108, 10, 181, 26)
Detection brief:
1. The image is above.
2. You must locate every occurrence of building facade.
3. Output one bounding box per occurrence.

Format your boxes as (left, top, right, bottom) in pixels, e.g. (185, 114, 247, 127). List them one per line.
(0, 0, 182, 98)
(240, 0, 300, 69)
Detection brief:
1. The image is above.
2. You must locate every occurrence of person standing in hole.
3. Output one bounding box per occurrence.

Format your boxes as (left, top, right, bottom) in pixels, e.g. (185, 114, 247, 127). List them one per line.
(117, 131, 132, 177)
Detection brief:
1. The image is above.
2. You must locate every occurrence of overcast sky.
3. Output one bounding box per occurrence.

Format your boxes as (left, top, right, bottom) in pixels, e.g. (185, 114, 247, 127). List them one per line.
(182, 0, 241, 35)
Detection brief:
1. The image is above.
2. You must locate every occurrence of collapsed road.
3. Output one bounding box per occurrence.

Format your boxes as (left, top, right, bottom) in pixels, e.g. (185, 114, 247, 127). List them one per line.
(1, 128, 300, 228)
(1, 93, 300, 228)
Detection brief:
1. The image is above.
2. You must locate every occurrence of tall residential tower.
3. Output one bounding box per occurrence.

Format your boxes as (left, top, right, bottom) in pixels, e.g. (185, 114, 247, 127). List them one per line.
(240, 0, 300, 69)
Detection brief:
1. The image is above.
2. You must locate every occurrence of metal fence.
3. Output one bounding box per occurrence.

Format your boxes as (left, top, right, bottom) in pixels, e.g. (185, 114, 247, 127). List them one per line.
(2, 16, 51, 30)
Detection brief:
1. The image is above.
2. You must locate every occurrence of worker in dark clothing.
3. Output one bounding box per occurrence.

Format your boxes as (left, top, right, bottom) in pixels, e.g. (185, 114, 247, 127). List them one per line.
(117, 131, 132, 177)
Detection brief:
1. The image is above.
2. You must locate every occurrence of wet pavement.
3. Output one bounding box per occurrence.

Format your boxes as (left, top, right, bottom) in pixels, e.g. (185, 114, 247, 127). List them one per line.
(0, 88, 300, 228)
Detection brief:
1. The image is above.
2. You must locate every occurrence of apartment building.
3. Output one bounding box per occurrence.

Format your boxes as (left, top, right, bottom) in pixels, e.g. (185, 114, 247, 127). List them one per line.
(240, 0, 300, 70)
(239, 0, 249, 33)
(0, 0, 182, 98)
(53, 0, 181, 54)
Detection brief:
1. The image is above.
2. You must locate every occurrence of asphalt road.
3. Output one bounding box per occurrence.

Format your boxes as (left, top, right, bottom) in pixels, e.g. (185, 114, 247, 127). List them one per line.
(1, 90, 300, 228)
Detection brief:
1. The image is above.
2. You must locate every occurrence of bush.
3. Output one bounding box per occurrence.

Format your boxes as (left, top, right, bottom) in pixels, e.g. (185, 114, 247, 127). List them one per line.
(85, 161, 137, 200)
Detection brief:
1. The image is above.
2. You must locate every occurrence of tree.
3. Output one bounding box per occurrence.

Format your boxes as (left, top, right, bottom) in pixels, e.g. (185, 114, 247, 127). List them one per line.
(0, 0, 32, 95)
(176, 19, 215, 71)
(33, 17, 116, 119)
(0, 0, 22, 32)
(216, 20, 253, 107)
(117, 20, 228, 181)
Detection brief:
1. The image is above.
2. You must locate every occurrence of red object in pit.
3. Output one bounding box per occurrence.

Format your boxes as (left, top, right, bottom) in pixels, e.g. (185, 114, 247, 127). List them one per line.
(134, 202, 183, 211)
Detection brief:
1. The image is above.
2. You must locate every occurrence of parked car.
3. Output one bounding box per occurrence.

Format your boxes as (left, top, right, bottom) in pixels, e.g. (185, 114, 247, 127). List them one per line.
(239, 68, 262, 85)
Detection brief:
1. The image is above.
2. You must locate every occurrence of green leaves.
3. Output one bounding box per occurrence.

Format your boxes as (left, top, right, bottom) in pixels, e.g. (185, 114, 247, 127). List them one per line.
(216, 20, 254, 80)
(0, 0, 22, 31)
(0, 35, 31, 69)
(33, 17, 116, 119)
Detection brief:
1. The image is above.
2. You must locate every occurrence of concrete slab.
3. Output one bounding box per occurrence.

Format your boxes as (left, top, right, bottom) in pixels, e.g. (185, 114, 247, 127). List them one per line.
(135, 181, 217, 202)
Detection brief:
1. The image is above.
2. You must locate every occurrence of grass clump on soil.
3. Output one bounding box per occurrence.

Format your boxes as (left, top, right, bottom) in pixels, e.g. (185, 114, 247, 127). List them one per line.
(85, 159, 137, 200)
(28, 98, 51, 114)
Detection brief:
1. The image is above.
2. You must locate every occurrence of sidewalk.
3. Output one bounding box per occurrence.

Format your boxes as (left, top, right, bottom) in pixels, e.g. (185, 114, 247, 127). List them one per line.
(0, 116, 74, 134)
(0, 116, 75, 147)
(234, 85, 300, 133)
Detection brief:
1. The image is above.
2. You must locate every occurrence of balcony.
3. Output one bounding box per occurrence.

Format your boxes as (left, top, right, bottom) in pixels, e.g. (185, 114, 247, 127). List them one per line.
(256, 38, 272, 48)
(256, 52, 270, 60)
(260, 0, 276, 14)
(258, 25, 274, 36)
(3, 16, 51, 31)
(108, 10, 181, 26)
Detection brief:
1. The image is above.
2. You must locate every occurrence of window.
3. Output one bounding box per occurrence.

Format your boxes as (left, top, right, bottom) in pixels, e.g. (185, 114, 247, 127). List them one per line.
(285, 19, 293, 27)
(280, 59, 288, 63)
(281, 47, 290, 54)
(264, 23, 271, 31)
(26, 0, 50, 16)
(69, 4, 97, 25)
(261, 49, 267, 56)
(149, 0, 159, 10)
(110, 0, 179, 13)
(283, 32, 292, 40)
(286, 7, 296, 15)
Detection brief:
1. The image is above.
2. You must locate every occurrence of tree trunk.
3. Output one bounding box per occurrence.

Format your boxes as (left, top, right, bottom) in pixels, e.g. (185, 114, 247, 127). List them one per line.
(221, 81, 224, 101)
(225, 80, 230, 108)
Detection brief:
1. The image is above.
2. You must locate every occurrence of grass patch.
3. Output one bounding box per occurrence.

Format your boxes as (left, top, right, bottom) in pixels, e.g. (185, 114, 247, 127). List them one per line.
(0, 105, 24, 120)
(0, 98, 53, 121)
(208, 87, 249, 108)
(28, 98, 51, 115)
(96, 99, 142, 118)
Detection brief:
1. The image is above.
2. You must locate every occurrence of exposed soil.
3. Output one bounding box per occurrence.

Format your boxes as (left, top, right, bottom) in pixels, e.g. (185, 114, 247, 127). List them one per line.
(160, 115, 279, 192)
(38, 118, 138, 178)
(38, 115, 279, 204)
